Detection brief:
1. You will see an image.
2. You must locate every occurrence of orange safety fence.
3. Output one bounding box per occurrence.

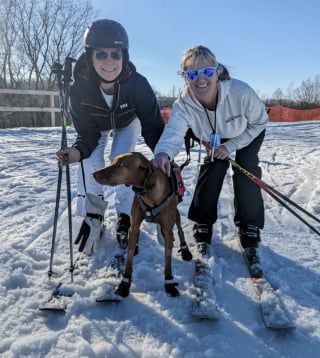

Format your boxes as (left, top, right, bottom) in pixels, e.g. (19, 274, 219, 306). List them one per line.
(160, 107, 172, 124)
(267, 106, 320, 122)
(160, 106, 320, 123)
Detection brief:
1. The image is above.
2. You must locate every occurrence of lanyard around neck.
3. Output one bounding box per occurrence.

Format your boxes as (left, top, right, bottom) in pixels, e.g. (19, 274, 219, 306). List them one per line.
(202, 94, 218, 133)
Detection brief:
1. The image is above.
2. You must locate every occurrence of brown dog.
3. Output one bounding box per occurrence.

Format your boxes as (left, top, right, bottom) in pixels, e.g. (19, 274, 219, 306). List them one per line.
(93, 152, 192, 297)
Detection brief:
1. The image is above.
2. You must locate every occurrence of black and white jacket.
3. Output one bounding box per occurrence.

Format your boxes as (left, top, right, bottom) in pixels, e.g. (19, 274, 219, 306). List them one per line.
(70, 61, 164, 159)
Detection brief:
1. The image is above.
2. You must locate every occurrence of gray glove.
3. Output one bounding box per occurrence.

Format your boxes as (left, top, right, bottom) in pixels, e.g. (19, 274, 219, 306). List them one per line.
(75, 193, 107, 255)
(153, 152, 171, 176)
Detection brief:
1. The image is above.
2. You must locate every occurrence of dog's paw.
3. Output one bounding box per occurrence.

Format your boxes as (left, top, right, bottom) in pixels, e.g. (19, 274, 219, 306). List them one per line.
(115, 279, 131, 297)
(179, 245, 193, 261)
(164, 282, 180, 297)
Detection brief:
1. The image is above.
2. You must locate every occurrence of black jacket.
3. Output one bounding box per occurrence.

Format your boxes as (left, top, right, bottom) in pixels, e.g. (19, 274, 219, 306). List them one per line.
(70, 61, 164, 159)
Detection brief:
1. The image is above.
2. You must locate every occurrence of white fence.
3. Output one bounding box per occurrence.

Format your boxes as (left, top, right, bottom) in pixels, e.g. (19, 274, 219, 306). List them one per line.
(0, 89, 60, 126)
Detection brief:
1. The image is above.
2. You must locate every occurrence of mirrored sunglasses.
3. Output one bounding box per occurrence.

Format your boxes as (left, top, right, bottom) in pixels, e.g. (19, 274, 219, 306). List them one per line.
(95, 50, 122, 61)
(184, 67, 216, 81)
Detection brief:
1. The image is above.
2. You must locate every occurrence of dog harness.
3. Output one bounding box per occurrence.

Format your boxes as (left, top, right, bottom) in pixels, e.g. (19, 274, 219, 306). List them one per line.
(132, 165, 185, 223)
(136, 190, 176, 223)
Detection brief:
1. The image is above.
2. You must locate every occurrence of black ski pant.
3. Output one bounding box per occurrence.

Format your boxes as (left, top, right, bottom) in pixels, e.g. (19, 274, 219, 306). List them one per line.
(188, 130, 265, 229)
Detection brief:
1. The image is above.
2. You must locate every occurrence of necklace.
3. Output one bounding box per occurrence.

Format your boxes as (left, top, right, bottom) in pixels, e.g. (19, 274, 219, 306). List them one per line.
(203, 94, 218, 133)
(202, 94, 221, 161)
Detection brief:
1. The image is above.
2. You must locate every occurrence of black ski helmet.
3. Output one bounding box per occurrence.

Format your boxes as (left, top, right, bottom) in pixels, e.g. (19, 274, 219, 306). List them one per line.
(84, 19, 129, 49)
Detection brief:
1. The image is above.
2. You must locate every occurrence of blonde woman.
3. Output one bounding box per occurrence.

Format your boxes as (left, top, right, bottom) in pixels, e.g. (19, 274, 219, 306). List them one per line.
(154, 45, 268, 276)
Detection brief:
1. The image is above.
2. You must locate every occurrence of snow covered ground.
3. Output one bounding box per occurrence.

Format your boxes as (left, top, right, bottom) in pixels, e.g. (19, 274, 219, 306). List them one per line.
(0, 121, 320, 357)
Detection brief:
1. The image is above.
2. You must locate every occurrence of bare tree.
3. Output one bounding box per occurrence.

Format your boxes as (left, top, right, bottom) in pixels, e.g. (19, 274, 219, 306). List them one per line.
(284, 82, 295, 107)
(0, 0, 22, 88)
(0, 0, 94, 127)
(272, 88, 284, 106)
(0, 0, 95, 90)
(294, 75, 320, 109)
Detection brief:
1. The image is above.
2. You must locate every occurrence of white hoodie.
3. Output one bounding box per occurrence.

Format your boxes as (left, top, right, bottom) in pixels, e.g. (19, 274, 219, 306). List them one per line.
(154, 78, 269, 159)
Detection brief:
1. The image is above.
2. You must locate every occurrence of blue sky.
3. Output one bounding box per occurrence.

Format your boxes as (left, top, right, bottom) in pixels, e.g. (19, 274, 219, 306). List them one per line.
(90, 0, 320, 98)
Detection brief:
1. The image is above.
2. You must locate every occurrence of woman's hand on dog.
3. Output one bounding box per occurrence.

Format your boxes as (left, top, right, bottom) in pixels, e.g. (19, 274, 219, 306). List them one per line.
(56, 147, 81, 164)
(153, 152, 171, 177)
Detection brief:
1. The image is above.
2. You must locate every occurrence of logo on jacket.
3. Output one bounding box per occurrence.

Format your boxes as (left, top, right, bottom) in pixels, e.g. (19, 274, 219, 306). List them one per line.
(120, 103, 128, 110)
(226, 114, 241, 123)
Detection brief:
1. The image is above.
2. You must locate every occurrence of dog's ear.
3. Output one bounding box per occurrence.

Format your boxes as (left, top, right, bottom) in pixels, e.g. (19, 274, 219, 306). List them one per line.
(143, 160, 156, 190)
(138, 156, 151, 173)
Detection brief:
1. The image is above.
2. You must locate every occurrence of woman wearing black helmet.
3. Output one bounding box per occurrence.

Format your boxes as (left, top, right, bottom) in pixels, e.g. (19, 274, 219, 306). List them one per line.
(57, 19, 164, 255)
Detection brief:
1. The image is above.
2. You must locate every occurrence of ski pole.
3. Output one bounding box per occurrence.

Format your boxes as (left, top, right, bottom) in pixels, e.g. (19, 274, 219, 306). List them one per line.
(259, 180, 320, 236)
(63, 57, 76, 281)
(48, 57, 76, 283)
(189, 138, 320, 234)
(228, 158, 320, 236)
(48, 62, 64, 280)
(48, 158, 63, 279)
(228, 158, 320, 225)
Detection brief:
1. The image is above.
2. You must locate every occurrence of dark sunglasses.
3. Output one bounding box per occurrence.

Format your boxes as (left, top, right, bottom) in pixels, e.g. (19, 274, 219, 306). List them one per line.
(94, 50, 122, 61)
(183, 67, 216, 81)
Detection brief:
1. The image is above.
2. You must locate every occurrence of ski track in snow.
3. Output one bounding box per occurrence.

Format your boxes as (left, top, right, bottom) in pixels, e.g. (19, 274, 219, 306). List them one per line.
(0, 122, 320, 357)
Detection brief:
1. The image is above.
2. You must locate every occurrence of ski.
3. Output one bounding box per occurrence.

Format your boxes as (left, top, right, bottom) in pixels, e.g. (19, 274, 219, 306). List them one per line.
(104, 251, 126, 282)
(95, 250, 126, 303)
(191, 245, 219, 320)
(96, 287, 123, 303)
(39, 253, 86, 313)
(39, 294, 71, 312)
(250, 276, 295, 330)
(39, 283, 73, 312)
(229, 219, 295, 330)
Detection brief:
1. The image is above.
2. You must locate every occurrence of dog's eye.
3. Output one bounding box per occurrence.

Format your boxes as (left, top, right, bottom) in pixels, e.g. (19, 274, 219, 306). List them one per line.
(117, 162, 125, 168)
